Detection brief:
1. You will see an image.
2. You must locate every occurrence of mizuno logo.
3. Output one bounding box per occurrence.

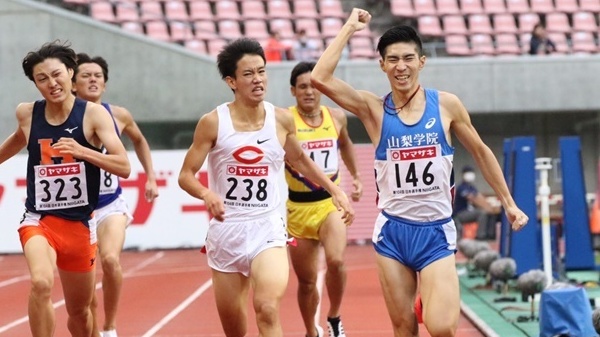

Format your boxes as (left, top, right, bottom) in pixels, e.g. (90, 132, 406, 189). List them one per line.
(425, 118, 436, 129)
(323, 126, 332, 131)
(257, 138, 269, 144)
(64, 126, 79, 134)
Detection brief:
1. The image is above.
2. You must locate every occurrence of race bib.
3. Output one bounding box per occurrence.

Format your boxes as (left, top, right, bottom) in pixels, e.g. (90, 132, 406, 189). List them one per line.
(223, 165, 273, 208)
(99, 168, 119, 195)
(34, 162, 89, 210)
(387, 145, 444, 196)
(300, 138, 339, 176)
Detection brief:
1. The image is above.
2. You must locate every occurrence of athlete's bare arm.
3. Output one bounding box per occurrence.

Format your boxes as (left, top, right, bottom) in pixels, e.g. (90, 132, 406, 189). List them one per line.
(331, 107, 362, 202)
(0, 104, 31, 165)
(311, 8, 383, 144)
(443, 92, 527, 230)
(277, 107, 355, 225)
(178, 111, 225, 221)
(113, 105, 159, 201)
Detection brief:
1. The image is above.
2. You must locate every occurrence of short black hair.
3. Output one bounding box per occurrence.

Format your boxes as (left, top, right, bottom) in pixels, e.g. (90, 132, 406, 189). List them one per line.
(75, 53, 109, 82)
(290, 61, 315, 86)
(22, 40, 77, 82)
(217, 38, 266, 79)
(376, 25, 424, 58)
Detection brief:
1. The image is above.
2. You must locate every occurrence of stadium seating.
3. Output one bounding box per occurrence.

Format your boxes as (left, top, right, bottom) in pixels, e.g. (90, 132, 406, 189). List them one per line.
(572, 11, 598, 32)
(470, 33, 495, 55)
(445, 34, 472, 55)
(495, 33, 522, 54)
(436, 0, 461, 16)
(70, 0, 436, 59)
(571, 31, 597, 53)
(493, 13, 518, 34)
(468, 14, 494, 34)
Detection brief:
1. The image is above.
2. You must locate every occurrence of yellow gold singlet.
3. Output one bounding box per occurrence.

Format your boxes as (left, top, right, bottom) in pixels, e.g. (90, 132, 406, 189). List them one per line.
(285, 106, 340, 239)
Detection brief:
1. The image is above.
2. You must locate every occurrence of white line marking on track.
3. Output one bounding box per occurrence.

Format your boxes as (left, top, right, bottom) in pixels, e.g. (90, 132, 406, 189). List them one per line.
(0, 251, 164, 334)
(140, 278, 213, 337)
(0, 275, 29, 288)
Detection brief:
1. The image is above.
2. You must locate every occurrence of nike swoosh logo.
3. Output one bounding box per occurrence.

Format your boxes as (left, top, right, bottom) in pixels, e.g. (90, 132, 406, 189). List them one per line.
(257, 139, 269, 144)
(64, 126, 79, 134)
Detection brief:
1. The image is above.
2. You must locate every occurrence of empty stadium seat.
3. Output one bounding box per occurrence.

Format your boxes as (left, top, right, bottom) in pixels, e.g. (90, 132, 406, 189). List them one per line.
(418, 15, 443, 36)
(468, 14, 493, 34)
(267, 0, 293, 19)
(519, 33, 531, 53)
(270, 18, 296, 39)
(293, 0, 320, 19)
(554, 0, 579, 13)
(545, 12, 571, 33)
(90, 2, 116, 23)
(413, 0, 437, 16)
(294, 17, 319, 37)
(244, 19, 270, 40)
(185, 39, 208, 54)
(571, 31, 597, 53)
(470, 34, 495, 55)
(193, 20, 218, 40)
(145, 20, 170, 42)
(169, 21, 194, 42)
(517, 13, 540, 33)
(121, 21, 144, 35)
(572, 11, 598, 32)
(241, 1, 267, 20)
(443, 15, 468, 35)
(445, 34, 472, 55)
(459, 0, 484, 14)
(319, 0, 345, 18)
(390, 0, 415, 17)
(436, 0, 461, 15)
(115, 2, 139, 23)
(139, 2, 163, 22)
(207, 38, 228, 56)
(493, 13, 518, 33)
(495, 33, 522, 54)
(482, 0, 507, 14)
(548, 32, 569, 53)
(506, 0, 530, 14)
(189, 1, 213, 21)
(217, 20, 242, 40)
(164, 0, 189, 22)
(349, 37, 376, 59)
(530, 0, 555, 13)
(579, 0, 600, 13)
(214, 0, 240, 21)
(321, 17, 343, 38)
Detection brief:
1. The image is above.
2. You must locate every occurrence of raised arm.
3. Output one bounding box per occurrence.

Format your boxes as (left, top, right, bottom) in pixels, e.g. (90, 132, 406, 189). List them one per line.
(279, 108, 355, 225)
(115, 105, 159, 201)
(446, 93, 528, 230)
(311, 8, 378, 121)
(178, 111, 224, 221)
(333, 108, 362, 201)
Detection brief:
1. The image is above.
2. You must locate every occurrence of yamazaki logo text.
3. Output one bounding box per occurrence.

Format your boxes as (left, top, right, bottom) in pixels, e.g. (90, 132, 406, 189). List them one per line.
(232, 146, 264, 164)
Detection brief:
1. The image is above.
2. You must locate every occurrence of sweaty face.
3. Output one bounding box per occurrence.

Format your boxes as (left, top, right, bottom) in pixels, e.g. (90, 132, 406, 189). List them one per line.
(32, 58, 74, 104)
(227, 54, 267, 103)
(291, 72, 321, 113)
(73, 62, 106, 103)
(379, 42, 425, 93)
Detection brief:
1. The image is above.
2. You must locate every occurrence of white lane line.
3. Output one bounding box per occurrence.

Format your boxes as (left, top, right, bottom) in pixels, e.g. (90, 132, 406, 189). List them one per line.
(140, 278, 213, 337)
(0, 275, 29, 288)
(0, 251, 164, 334)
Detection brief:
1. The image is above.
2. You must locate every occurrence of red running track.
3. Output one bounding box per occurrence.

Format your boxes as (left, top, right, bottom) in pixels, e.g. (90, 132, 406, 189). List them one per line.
(0, 245, 484, 337)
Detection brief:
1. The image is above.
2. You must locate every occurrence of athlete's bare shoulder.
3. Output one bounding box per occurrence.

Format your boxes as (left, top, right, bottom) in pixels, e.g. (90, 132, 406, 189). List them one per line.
(274, 106, 295, 132)
(15, 102, 34, 122)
